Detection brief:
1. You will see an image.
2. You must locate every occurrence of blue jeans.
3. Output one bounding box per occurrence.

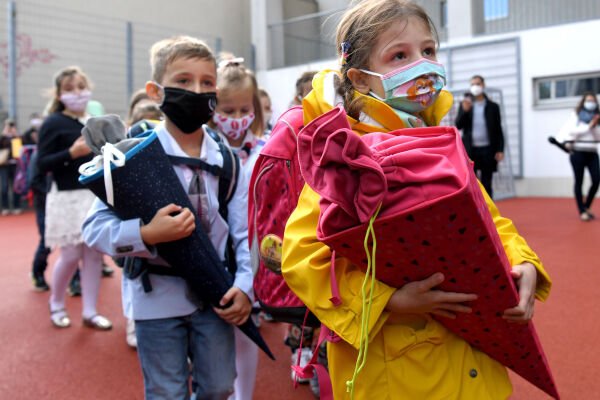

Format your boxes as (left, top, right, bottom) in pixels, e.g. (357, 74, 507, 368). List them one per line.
(135, 308, 236, 400)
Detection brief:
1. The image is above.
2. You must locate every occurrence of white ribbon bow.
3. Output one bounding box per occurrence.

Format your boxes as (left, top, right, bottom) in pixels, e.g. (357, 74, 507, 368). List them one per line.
(78, 142, 126, 206)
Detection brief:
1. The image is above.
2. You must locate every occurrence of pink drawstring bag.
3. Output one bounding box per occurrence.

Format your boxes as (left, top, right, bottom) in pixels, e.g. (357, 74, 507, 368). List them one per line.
(297, 106, 559, 399)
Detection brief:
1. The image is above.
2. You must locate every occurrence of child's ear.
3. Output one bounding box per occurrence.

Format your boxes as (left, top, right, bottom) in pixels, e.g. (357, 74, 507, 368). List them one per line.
(347, 68, 371, 95)
(145, 81, 162, 104)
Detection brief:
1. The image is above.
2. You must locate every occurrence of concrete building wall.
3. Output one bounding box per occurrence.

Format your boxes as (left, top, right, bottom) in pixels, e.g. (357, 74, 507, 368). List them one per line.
(0, 0, 251, 129)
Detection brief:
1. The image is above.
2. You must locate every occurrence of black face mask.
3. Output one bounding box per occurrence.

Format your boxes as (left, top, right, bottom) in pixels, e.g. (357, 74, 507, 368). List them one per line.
(158, 86, 217, 134)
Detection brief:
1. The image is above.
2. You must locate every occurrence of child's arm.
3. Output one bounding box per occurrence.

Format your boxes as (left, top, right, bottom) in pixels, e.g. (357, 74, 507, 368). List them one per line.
(482, 183, 552, 302)
(82, 198, 195, 257)
(212, 169, 253, 326)
(283, 184, 397, 349)
(481, 183, 552, 323)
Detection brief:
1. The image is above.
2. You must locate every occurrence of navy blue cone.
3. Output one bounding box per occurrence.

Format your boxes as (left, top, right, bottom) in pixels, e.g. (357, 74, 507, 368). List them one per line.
(80, 131, 274, 360)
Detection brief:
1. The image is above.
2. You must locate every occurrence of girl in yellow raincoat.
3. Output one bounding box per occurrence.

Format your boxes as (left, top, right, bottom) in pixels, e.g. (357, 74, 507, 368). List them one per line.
(281, 1, 552, 399)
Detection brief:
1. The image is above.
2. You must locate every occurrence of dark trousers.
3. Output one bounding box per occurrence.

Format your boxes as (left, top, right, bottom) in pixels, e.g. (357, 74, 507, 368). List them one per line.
(569, 150, 600, 214)
(0, 164, 21, 210)
(32, 191, 51, 277)
(470, 146, 496, 199)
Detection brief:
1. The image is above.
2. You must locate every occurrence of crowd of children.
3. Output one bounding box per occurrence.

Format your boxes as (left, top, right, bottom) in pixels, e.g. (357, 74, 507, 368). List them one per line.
(2, 1, 560, 399)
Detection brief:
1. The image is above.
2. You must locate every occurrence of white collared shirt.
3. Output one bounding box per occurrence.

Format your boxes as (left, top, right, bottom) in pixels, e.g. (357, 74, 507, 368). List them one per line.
(82, 122, 253, 320)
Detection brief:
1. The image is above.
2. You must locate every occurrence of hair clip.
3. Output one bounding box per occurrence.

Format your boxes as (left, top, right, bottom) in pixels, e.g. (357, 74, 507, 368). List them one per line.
(340, 42, 351, 65)
(218, 57, 244, 69)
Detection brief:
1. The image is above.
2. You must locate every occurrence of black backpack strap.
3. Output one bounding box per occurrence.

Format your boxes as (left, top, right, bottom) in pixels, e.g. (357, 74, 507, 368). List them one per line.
(203, 125, 239, 221)
(204, 125, 240, 276)
(167, 155, 226, 177)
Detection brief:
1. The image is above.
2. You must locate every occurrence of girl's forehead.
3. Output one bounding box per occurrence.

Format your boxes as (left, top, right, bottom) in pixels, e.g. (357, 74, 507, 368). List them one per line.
(376, 16, 433, 46)
(218, 83, 254, 100)
(60, 74, 87, 88)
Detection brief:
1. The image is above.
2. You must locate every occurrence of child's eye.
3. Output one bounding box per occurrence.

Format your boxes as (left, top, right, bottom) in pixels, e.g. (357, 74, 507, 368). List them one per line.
(393, 52, 406, 61)
(177, 78, 189, 85)
(202, 80, 214, 87)
(423, 48, 436, 57)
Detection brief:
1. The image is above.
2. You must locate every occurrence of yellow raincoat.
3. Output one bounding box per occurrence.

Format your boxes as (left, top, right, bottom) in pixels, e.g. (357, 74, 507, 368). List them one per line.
(282, 70, 552, 400)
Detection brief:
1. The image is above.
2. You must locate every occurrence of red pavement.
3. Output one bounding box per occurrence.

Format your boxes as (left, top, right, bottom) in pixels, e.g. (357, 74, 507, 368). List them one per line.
(0, 197, 598, 399)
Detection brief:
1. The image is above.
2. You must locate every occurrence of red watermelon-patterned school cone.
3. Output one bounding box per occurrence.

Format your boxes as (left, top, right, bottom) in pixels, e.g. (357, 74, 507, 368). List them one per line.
(296, 106, 559, 399)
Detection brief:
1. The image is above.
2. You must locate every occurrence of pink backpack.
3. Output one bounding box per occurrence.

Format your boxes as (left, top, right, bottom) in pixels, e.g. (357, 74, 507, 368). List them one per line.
(248, 107, 321, 327)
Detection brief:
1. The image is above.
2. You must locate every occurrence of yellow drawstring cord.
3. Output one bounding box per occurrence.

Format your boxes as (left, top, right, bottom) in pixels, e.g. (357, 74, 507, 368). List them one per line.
(346, 203, 382, 399)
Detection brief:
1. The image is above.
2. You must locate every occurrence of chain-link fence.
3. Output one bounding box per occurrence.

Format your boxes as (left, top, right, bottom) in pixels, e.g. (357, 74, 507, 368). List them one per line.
(0, 0, 221, 129)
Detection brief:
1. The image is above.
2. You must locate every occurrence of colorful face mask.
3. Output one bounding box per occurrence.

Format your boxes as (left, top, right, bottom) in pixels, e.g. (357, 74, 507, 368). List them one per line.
(60, 90, 91, 112)
(212, 112, 255, 141)
(361, 59, 446, 114)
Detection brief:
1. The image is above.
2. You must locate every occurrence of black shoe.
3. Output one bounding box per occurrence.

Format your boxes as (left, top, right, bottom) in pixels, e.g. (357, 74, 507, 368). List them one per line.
(101, 263, 114, 277)
(67, 277, 82, 297)
(31, 274, 50, 291)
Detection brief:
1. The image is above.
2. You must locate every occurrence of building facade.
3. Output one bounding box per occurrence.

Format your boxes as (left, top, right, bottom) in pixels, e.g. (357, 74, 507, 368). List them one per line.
(252, 0, 600, 197)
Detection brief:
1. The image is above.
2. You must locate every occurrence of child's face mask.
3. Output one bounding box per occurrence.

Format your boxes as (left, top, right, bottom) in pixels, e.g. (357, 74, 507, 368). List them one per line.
(212, 112, 255, 141)
(361, 58, 446, 114)
(154, 83, 217, 134)
(60, 90, 91, 113)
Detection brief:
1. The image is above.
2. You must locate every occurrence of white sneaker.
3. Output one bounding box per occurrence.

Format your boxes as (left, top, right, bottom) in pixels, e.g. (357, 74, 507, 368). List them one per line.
(11, 208, 22, 215)
(126, 318, 137, 348)
(1, 209, 9, 216)
(291, 347, 313, 383)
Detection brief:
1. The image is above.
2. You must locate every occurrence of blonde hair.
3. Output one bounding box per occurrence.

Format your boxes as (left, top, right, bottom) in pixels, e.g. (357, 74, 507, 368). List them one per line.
(47, 66, 91, 114)
(214, 54, 265, 136)
(150, 35, 215, 83)
(336, 0, 438, 120)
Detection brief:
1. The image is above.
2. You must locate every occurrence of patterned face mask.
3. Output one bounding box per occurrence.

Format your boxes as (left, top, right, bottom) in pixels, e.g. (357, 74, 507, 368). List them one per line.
(212, 112, 255, 141)
(361, 58, 446, 114)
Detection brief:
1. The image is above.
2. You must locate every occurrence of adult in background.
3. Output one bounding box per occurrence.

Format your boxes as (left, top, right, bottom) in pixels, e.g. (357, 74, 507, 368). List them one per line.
(0, 118, 23, 215)
(558, 91, 600, 221)
(22, 113, 44, 145)
(455, 75, 504, 199)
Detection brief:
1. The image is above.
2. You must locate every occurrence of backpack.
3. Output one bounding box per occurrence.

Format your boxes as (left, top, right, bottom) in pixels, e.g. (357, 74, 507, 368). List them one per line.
(248, 106, 320, 327)
(13, 144, 36, 195)
(118, 121, 240, 291)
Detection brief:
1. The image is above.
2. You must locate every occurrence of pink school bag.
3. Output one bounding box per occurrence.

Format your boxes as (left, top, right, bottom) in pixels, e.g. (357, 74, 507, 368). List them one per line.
(296, 106, 559, 399)
(248, 106, 321, 327)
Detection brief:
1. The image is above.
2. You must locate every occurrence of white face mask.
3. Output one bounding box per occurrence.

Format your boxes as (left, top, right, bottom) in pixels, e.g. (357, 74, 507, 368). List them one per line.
(60, 90, 91, 112)
(584, 101, 597, 111)
(30, 118, 42, 129)
(470, 85, 483, 97)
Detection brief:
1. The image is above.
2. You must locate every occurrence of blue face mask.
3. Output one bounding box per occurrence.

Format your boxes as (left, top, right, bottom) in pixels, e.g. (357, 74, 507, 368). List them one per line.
(361, 58, 446, 114)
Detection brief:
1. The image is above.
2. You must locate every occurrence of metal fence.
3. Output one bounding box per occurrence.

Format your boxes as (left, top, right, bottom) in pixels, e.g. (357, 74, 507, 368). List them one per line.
(0, 0, 221, 128)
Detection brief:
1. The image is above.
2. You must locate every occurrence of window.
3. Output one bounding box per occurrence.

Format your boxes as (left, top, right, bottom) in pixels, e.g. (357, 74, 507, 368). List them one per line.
(534, 72, 600, 107)
(484, 0, 509, 21)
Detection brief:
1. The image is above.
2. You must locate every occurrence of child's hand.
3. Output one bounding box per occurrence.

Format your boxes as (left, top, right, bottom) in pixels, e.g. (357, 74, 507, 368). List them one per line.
(503, 262, 537, 323)
(213, 287, 252, 326)
(385, 272, 477, 319)
(140, 203, 195, 245)
(69, 136, 92, 159)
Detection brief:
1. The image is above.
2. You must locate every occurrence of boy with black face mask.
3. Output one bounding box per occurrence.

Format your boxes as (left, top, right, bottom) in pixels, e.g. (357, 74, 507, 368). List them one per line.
(83, 36, 252, 399)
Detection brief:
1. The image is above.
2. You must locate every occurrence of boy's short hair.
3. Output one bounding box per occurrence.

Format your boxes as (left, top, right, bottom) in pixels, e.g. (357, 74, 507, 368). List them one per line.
(150, 36, 215, 83)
